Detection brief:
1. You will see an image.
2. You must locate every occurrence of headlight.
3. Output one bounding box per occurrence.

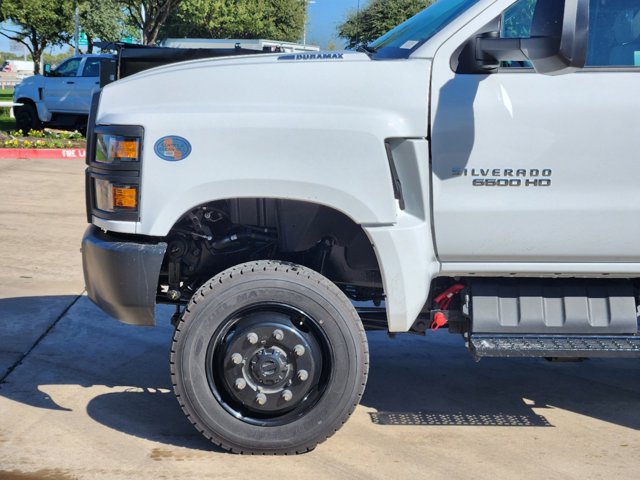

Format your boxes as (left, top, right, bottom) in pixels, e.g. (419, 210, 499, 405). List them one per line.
(87, 124, 143, 222)
(95, 134, 140, 163)
(94, 178, 138, 212)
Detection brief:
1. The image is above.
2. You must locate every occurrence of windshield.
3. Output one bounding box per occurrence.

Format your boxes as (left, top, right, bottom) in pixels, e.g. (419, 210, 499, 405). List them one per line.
(368, 0, 484, 59)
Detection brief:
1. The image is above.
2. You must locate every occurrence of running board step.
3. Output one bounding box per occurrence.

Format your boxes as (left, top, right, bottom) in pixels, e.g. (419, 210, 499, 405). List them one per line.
(470, 335, 640, 359)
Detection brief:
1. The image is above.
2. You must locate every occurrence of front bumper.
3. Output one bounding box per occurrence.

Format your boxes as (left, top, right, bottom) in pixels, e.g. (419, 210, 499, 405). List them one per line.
(82, 225, 167, 326)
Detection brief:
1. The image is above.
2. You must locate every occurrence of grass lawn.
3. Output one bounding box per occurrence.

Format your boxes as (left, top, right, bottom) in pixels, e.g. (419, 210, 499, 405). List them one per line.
(0, 88, 17, 131)
(0, 116, 16, 131)
(0, 88, 12, 102)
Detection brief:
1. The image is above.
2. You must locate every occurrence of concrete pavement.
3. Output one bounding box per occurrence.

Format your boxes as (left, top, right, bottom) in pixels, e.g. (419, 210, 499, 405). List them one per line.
(0, 159, 638, 479)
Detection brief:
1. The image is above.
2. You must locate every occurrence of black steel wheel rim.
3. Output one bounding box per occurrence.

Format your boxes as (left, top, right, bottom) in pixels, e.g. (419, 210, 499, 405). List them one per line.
(205, 302, 333, 426)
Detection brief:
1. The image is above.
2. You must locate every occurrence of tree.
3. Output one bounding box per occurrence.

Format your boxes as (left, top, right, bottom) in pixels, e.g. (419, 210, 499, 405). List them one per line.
(43, 48, 75, 67)
(77, 0, 136, 53)
(0, 0, 74, 73)
(338, 0, 432, 49)
(161, 0, 306, 42)
(119, 0, 183, 45)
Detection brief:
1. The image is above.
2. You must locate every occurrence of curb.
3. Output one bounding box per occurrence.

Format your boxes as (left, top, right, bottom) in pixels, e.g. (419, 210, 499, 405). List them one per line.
(0, 148, 86, 159)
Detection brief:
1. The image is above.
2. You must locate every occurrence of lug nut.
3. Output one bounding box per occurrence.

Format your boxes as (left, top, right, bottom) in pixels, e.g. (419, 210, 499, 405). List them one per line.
(256, 393, 267, 406)
(293, 344, 305, 356)
(281, 389, 293, 402)
(231, 353, 243, 365)
(297, 369, 309, 382)
(272, 329, 284, 341)
(234, 378, 247, 390)
(246, 332, 259, 344)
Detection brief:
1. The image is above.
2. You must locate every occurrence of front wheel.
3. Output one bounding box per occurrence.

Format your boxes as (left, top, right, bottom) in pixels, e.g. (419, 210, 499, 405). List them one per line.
(171, 260, 369, 454)
(14, 103, 42, 132)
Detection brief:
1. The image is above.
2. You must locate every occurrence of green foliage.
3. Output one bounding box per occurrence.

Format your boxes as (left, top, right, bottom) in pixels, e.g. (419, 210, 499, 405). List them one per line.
(118, 0, 183, 45)
(0, 51, 25, 63)
(1, 127, 84, 146)
(161, 0, 306, 42)
(0, 0, 74, 73)
(3, 138, 76, 148)
(42, 49, 74, 68)
(0, 90, 16, 131)
(9, 128, 83, 140)
(78, 0, 137, 52)
(338, 0, 433, 48)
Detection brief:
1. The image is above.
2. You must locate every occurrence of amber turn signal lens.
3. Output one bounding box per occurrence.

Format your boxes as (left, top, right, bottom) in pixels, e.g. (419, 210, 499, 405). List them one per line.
(113, 186, 137, 208)
(114, 140, 139, 159)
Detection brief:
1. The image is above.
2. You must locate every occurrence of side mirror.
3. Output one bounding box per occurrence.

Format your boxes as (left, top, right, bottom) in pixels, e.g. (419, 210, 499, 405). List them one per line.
(43, 63, 51, 76)
(478, 0, 589, 75)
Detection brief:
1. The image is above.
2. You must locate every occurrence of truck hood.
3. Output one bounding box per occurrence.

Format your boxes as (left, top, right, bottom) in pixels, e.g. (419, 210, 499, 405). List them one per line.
(98, 50, 431, 140)
(14, 74, 43, 93)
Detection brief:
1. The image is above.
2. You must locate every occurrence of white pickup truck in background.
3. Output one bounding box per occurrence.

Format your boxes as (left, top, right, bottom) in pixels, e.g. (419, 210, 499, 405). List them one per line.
(12, 54, 113, 132)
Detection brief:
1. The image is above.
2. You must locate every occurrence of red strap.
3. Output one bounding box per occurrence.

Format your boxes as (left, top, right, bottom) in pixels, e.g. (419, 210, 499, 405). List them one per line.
(434, 284, 465, 310)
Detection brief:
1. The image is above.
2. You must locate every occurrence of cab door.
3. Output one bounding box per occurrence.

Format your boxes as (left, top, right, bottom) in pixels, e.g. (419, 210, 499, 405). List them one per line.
(74, 57, 103, 112)
(43, 57, 82, 112)
(430, 0, 640, 263)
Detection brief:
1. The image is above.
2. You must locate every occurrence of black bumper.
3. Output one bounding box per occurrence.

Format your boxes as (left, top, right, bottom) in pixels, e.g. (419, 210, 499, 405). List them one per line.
(82, 226, 167, 326)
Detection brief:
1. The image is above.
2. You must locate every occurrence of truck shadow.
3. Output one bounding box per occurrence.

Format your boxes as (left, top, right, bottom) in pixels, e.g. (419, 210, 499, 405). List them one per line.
(0, 296, 638, 454)
(361, 332, 640, 430)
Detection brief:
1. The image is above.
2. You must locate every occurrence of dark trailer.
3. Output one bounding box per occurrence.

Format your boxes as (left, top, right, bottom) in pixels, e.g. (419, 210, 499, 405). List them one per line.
(96, 41, 294, 86)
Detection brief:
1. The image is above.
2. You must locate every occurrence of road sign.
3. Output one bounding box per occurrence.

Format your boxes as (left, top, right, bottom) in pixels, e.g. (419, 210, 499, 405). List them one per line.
(79, 32, 88, 47)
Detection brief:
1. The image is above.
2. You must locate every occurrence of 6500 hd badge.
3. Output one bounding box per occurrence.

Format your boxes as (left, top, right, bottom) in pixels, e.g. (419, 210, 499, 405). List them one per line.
(452, 167, 553, 187)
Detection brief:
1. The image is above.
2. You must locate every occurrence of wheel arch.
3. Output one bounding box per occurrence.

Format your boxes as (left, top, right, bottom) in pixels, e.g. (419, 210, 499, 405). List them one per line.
(15, 97, 37, 108)
(162, 196, 385, 289)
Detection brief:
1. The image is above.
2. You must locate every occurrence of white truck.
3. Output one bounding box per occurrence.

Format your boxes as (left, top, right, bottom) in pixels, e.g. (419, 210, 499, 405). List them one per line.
(82, 0, 640, 454)
(13, 54, 113, 132)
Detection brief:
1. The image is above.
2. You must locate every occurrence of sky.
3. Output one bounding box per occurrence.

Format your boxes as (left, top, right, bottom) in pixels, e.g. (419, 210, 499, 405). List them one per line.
(307, 0, 366, 48)
(0, 0, 367, 54)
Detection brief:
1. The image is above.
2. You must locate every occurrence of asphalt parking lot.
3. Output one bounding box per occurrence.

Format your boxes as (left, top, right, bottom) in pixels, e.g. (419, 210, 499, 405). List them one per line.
(0, 158, 638, 480)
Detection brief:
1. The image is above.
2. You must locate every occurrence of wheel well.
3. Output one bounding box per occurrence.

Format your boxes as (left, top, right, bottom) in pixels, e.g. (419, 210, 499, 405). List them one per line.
(158, 198, 384, 305)
(15, 98, 36, 109)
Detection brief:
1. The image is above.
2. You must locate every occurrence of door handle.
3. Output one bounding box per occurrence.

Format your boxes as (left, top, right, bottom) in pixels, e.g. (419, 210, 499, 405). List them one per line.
(66, 81, 75, 84)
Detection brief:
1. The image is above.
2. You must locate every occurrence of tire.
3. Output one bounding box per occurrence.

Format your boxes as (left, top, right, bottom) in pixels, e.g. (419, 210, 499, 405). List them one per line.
(171, 260, 369, 454)
(14, 103, 42, 132)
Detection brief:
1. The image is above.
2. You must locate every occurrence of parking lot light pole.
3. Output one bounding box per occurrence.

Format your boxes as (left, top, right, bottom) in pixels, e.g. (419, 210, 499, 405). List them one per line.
(303, 1, 317, 46)
(74, 5, 80, 56)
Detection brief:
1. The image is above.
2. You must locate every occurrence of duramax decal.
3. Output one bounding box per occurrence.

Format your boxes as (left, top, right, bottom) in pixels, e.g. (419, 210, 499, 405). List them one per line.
(451, 168, 553, 187)
(278, 53, 345, 61)
(154, 136, 192, 161)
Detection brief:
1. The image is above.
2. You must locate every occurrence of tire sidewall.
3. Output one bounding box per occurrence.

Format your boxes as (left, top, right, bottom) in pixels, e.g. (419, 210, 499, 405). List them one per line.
(174, 270, 366, 453)
(15, 104, 39, 131)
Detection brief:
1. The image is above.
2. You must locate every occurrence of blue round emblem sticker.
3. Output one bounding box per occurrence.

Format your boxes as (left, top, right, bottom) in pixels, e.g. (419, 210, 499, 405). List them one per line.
(154, 136, 192, 161)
